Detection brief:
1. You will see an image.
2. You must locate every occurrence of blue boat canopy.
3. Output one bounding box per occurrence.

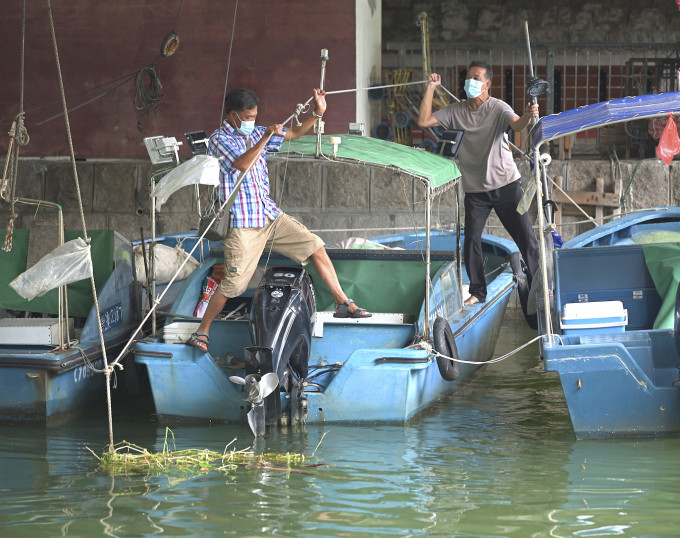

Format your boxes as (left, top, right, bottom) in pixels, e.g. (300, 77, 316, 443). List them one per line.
(278, 134, 461, 193)
(531, 92, 680, 148)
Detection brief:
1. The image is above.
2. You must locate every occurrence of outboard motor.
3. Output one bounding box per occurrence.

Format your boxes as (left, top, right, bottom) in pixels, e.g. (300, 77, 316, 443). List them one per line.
(245, 266, 315, 433)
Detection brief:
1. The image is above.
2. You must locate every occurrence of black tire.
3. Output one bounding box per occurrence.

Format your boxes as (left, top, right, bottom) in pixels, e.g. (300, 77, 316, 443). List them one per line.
(433, 316, 460, 381)
(509, 252, 538, 330)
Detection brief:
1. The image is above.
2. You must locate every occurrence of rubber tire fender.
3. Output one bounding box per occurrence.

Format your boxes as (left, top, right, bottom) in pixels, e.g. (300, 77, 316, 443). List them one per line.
(509, 251, 538, 330)
(433, 316, 461, 381)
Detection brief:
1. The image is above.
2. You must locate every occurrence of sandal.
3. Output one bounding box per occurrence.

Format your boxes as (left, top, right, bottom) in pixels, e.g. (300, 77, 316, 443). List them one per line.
(186, 331, 210, 352)
(334, 299, 372, 319)
(463, 295, 482, 306)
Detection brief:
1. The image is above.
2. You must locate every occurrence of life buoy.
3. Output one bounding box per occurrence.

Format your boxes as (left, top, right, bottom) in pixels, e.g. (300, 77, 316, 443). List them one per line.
(433, 316, 460, 381)
(509, 251, 538, 330)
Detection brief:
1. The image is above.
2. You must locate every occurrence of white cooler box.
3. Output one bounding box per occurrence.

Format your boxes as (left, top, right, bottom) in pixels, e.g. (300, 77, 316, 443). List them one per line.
(163, 321, 200, 344)
(560, 301, 628, 335)
(0, 317, 74, 345)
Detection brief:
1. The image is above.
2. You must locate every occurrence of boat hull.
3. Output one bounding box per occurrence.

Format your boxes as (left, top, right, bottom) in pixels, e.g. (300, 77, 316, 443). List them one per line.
(135, 230, 517, 425)
(544, 207, 680, 438)
(544, 331, 680, 437)
(0, 231, 143, 424)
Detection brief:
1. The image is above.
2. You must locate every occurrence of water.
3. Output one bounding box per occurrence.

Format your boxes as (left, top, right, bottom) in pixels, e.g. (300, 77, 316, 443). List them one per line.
(2, 318, 679, 537)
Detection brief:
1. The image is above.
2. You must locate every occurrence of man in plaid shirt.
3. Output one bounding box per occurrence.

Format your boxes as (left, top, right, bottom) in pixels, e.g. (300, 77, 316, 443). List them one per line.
(187, 87, 371, 353)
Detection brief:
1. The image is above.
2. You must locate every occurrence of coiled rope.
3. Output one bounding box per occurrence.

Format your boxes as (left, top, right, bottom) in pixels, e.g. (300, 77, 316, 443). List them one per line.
(134, 64, 165, 132)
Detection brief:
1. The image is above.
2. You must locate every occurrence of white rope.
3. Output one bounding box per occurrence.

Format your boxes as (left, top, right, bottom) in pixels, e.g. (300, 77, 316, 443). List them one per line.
(415, 334, 543, 365)
(325, 80, 429, 96)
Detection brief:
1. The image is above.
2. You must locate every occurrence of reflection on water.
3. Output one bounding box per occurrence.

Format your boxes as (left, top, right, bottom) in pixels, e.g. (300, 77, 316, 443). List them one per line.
(1, 317, 679, 537)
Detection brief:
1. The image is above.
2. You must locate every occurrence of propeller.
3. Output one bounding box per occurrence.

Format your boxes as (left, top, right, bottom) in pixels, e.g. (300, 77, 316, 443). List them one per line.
(229, 372, 279, 436)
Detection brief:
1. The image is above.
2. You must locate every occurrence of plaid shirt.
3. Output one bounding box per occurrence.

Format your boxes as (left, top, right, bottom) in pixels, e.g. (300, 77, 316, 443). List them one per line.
(207, 121, 285, 228)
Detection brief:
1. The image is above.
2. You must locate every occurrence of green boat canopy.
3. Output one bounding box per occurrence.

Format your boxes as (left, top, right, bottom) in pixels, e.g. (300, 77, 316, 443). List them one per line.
(278, 135, 461, 192)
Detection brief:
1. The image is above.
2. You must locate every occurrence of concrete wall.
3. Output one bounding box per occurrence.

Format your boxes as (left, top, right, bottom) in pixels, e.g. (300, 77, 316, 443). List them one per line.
(4, 156, 678, 247)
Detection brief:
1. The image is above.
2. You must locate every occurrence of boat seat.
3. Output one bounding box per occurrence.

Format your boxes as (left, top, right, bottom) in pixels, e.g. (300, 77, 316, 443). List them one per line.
(575, 331, 650, 347)
(312, 311, 416, 338)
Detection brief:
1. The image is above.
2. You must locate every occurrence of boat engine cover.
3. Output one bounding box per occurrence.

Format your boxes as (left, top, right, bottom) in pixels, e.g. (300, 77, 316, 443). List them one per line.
(249, 266, 315, 389)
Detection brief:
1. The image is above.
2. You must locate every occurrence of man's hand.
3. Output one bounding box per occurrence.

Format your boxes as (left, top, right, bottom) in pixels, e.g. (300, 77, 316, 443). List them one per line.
(526, 102, 539, 118)
(313, 88, 327, 116)
(266, 124, 284, 137)
(427, 73, 442, 88)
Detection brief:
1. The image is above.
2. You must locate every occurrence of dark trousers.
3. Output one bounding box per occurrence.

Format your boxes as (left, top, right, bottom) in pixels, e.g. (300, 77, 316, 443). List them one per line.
(464, 181, 540, 302)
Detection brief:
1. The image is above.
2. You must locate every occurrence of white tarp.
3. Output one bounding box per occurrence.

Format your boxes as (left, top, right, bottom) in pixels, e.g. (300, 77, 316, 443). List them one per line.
(133, 243, 199, 285)
(10, 237, 93, 300)
(151, 154, 220, 210)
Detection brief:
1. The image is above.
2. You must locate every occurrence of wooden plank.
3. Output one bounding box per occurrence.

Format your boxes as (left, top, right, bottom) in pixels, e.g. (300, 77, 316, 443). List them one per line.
(554, 175, 562, 228)
(595, 177, 604, 225)
(551, 189, 621, 207)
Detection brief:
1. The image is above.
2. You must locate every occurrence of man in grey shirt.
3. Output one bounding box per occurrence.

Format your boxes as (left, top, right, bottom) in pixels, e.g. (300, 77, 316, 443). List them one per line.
(418, 60, 540, 306)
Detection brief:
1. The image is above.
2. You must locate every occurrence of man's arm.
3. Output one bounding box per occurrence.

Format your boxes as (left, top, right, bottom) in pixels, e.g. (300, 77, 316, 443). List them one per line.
(284, 88, 327, 141)
(231, 126, 282, 172)
(508, 102, 539, 132)
(417, 73, 441, 128)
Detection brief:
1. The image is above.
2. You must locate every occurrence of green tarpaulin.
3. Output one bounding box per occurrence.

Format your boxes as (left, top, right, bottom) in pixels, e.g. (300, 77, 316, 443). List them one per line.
(0, 229, 114, 318)
(643, 242, 680, 329)
(307, 257, 447, 316)
(280, 135, 461, 192)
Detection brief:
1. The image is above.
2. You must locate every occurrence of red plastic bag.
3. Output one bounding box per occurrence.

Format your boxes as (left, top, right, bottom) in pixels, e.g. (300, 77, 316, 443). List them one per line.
(656, 113, 680, 165)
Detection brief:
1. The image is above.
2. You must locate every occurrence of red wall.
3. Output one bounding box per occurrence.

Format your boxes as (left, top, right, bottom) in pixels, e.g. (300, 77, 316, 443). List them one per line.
(1, 1, 356, 158)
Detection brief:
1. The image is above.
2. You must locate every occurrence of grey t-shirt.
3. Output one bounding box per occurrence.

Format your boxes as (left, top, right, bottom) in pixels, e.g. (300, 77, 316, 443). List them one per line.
(433, 97, 519, 193)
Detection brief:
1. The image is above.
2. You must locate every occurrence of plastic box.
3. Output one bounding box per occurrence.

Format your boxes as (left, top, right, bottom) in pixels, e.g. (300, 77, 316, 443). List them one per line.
(0, 317, 73, 345)
(560, 301, 628, 335)
(163, 321, 200, 344)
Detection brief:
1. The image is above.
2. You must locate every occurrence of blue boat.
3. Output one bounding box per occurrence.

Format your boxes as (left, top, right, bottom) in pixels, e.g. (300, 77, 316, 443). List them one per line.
(0, 225, 142, 424)
(530, 93, 680, 438)
(134, 135, 522, 430)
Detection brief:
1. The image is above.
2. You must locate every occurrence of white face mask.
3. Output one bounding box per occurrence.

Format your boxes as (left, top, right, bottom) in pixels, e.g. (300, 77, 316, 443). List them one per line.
(464, 78, 485, 98)
(235, 112, 255, 137)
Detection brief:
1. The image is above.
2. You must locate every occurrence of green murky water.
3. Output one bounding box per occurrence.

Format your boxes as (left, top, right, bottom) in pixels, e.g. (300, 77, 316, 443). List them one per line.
(1, 317, 679, 537)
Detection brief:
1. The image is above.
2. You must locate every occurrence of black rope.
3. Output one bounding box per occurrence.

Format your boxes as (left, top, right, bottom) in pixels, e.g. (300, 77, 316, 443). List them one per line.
(134, 64, 165, 132)
(172, 0, 183, 32)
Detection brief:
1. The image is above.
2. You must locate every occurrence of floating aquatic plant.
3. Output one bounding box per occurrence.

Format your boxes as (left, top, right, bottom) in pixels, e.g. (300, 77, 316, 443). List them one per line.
(88, 428, 314, 477)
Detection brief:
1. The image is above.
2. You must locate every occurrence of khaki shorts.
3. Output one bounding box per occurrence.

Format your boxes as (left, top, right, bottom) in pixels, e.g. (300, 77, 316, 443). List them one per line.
(217, 213, 325, 298)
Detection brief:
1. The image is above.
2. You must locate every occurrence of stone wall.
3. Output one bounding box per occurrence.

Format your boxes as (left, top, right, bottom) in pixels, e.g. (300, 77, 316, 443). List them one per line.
(3, 156, 678, 248)
(383, 0, 680, 45)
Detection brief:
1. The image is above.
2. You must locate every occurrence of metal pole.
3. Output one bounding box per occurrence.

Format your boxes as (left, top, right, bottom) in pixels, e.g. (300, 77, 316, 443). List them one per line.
(316, 48, 328, 158)
(534, 147, 553, 343)
(525, 21, 553, 225)
(151, 177, 157, 337)
(424, 184, 432, 340)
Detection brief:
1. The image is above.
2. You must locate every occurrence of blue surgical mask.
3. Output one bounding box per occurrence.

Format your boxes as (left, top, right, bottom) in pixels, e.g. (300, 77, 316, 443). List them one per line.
(235, 112, 255, 137)
(464, 78, 485, 98)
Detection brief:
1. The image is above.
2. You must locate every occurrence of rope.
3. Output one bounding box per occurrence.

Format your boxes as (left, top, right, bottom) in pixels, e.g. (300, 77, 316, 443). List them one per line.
(218, 0, 239, 125)
(171, 0, 183, 31)
(46, 0, 116, 449)
(134, 64, 165, 132)
(2, 0, 27, 252)
(417, 334, 543, 365)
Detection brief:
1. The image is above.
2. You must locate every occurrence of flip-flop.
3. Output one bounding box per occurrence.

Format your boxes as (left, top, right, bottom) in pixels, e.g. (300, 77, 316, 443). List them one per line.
(186, 331, 209, 352)
(334, 299, 372, 319)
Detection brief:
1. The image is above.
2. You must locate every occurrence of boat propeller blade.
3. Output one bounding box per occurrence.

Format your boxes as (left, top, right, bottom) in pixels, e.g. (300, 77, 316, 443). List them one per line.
(247, 401, 266, 437)
(258, 372, 279, 400)
(241, 372, 278, 402)
(229, 375, 246, 385)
